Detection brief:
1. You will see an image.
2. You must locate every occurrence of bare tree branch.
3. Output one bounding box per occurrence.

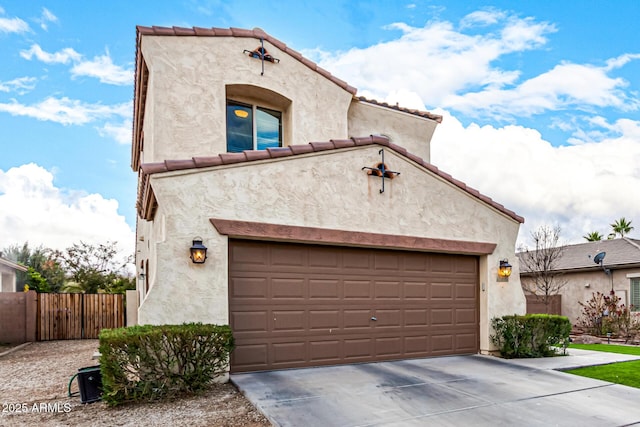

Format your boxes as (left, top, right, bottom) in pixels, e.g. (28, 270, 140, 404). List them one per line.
(518, 225, 568, 310)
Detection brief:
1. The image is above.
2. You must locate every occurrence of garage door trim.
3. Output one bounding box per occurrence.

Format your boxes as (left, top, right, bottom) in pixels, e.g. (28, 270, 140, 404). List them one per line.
(211, 218, 496, 255)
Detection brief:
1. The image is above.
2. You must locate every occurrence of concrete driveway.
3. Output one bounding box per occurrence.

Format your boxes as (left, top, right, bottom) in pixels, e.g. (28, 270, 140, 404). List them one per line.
(231, 350, 640, 426)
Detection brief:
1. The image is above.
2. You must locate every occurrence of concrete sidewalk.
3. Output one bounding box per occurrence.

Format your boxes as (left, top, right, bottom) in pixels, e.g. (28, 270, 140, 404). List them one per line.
(232, 350, 640, 426)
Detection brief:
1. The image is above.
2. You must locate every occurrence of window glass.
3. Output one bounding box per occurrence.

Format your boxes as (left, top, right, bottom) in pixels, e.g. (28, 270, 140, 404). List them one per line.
(256, 107, 282, 150)
(226, 101, 253, 153)
(631, 278, 640, 312)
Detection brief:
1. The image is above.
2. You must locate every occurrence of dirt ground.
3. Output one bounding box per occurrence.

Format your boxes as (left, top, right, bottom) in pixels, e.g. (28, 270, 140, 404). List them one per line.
(0, 340, 271, 426)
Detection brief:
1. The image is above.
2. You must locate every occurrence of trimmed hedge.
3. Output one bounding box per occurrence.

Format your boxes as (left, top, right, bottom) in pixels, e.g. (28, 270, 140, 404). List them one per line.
(98, 323, 234, 406)
(490, 314, 571, 358)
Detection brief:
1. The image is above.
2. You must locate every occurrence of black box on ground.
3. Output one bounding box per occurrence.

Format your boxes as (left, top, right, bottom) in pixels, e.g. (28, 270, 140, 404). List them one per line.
(77, 365, 102, 404)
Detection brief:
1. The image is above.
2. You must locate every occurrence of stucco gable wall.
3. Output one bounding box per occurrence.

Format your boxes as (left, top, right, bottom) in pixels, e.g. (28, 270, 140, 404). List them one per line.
(140, 36, 353, 162)
(138, 145, 525, 351)
(348, 101, 437, 163)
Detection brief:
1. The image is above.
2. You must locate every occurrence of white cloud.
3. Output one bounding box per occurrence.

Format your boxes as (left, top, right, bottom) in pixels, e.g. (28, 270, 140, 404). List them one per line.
(0, 164, 134, 256)
(444, 61, 638, 118)
(98, 119, 133, 144)
(37, 7, 58, 31)
(0, 9, 30, 33)
(430, 109, 640, 246)
(71, 52, 134, 85)
(0, 97, 130, 126)
(460, 9, 505, 28)
(0, 76, 36, 93)
(20, 44, 81, 64)
(20, 44, 133, 85)
(312, 12, 555, 109)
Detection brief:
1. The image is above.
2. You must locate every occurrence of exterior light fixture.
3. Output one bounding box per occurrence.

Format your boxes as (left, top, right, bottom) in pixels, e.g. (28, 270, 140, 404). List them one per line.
(498, 259, 512, 279)
(190, 238, 207, 264)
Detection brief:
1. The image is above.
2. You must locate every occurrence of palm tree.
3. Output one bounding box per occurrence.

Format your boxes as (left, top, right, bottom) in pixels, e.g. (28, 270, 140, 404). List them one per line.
(610, 217, 634, 238)
(583, 231, 603, 242)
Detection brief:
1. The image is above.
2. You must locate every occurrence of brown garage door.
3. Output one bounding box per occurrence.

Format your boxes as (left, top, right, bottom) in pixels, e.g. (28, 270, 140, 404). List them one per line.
(229, 240, 479, 372)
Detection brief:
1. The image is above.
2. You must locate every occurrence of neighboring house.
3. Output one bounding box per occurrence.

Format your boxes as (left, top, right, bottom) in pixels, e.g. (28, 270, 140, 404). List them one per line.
(132, 26, 526, 373)
(0, 256, 28, 292)
(519, 238, 640, 325)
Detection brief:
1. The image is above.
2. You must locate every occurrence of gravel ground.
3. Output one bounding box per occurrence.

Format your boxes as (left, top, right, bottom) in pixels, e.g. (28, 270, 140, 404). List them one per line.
(0, 340, 270, 426)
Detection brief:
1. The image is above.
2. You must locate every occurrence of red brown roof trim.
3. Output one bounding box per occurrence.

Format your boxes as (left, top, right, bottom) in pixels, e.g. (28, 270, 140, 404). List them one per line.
(210, 219, 497, 255)
(356, 96, 443, 123)
(137, 135, 524, 224)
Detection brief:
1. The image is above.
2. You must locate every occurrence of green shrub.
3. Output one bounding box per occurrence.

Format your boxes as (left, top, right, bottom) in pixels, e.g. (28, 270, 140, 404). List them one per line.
(98, 323, 234, 406)
(490, 314, 571, 358)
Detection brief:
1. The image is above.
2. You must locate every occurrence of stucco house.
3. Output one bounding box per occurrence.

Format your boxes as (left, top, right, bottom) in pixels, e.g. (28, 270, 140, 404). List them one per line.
(520, 238, 640, 325)
(132, 26, 526, 372)
(0, 256, 27, 292)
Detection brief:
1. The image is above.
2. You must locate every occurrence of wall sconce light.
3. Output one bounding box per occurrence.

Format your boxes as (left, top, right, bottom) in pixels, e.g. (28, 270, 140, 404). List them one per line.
(498, 259, 512, 279)
(190, 238, 207, 264)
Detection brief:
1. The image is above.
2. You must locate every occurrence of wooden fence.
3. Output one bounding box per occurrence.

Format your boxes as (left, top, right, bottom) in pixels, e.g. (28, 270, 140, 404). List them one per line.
(525, 294, 562, 316)
(38, 293, 124, 340)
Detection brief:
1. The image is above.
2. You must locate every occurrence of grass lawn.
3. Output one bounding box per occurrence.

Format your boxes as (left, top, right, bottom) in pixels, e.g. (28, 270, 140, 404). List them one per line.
(569, 343, 640, 356)
(566, 343, 640, 388)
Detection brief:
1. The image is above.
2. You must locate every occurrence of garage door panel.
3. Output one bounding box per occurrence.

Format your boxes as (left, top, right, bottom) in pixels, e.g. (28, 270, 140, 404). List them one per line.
(456, 308, 477, 325)
(273, 310, 306, 331)
(308, 250, 340, 268)
(431, 334, 454, 352)
(375, 337, 402, 356)
(404, 282, 429, 299)
(404, 336, 429, 354)
(233, 343, 268, 369)
(309, 279, 340, 299)
(273, 341, 306, 365)
(309, 340, 341, 362)
(431, 283, 454, 299)
(373, 309, 401, 327)
(374, 253, 401, 270)
(229, 240, 478, 372)
(456, 333, 478, 352)
(343, 251, 372, 269)
(375, 281, 401, 299)
(344, 280, 373, 299)
(309, 310, 340, 329)
(271, 246, 306, 267)
(431, 309, 453, 326)
(343, 309, 373, 329)
(231, 277, 268, 299)
(344, 338, 374, 359)
(232, 311, 269, 332)
(455, 282, 477, 299)
(271, 278, 306, 299)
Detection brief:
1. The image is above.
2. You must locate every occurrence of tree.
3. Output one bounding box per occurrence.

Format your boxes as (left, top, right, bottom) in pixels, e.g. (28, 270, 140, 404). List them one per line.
(1, 242, 65, 292)
(517, 225, 567, 312)
(53, 241, 133, 294)
(610, 217, 634, 238)
(24, 267, 51, 293)
(583, 231, 603, 242)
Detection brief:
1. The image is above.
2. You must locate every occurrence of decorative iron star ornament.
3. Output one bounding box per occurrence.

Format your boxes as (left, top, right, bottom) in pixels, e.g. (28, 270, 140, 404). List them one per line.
(362, 149, 401, 193)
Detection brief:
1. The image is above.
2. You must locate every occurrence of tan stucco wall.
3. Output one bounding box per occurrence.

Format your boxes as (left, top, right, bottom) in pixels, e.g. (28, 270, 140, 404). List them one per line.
(522, 268, 640, 325)
(137, 145, 525, 353)
(348, 101, 437, 162)
(140, 35, 354, 161)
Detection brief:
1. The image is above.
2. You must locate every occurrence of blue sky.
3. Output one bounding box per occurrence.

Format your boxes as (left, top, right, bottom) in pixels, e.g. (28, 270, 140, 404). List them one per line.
(1, 0, 639, 257)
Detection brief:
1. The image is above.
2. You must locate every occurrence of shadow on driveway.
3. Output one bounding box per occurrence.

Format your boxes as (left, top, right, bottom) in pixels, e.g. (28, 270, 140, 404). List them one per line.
(232, 352, 640, 426)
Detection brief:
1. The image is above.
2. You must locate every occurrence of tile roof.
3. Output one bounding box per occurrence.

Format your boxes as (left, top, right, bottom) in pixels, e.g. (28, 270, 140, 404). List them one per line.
(356, 97, 443, 123)
(137, 135, 524, 224)
(519, 238, 640, 273)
